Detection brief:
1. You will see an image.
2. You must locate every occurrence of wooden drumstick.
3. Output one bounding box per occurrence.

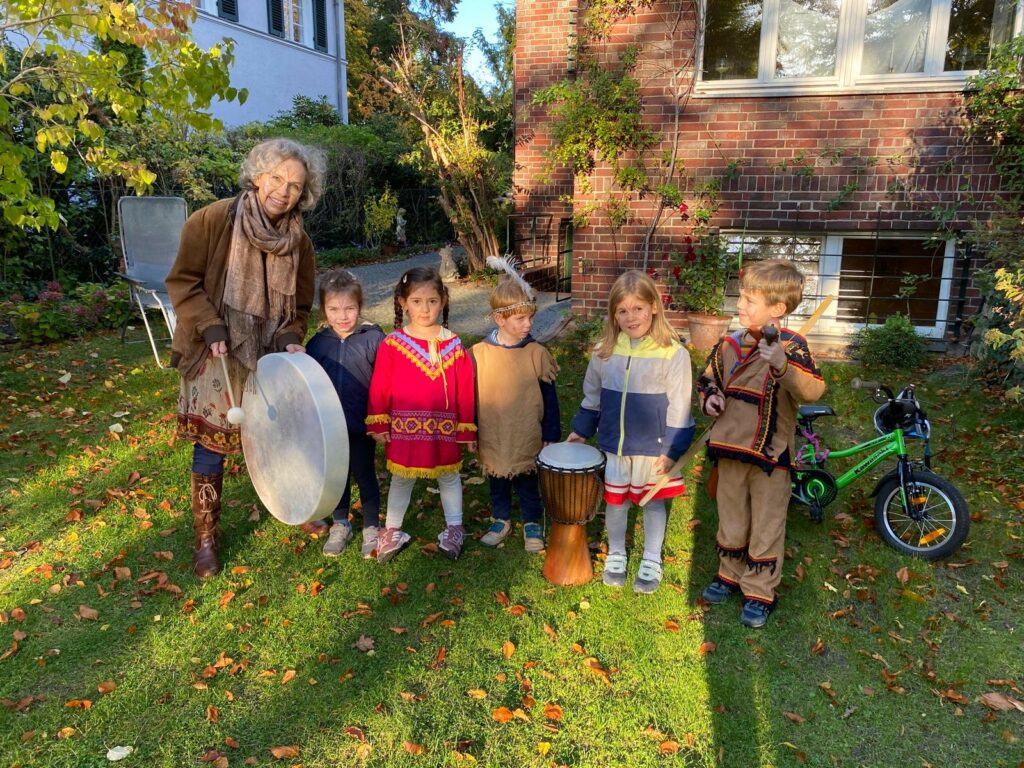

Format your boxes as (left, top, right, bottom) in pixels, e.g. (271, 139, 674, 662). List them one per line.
(638, 295, 835, 507)
(220, 354, 246, 425)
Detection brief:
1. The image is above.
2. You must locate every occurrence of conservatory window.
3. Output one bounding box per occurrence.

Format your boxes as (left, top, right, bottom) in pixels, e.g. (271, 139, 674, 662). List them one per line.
(699, 0, 1023, 93)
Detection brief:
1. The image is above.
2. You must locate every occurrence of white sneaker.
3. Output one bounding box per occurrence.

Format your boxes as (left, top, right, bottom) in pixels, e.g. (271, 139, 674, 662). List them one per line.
(361, 526, 379, 559)
(322, 521, 353, 557)
(480, 518, 512, 547)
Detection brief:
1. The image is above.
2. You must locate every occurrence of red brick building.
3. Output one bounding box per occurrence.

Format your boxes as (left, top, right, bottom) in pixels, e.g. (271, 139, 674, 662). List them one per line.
(513, 1, 1022, 346)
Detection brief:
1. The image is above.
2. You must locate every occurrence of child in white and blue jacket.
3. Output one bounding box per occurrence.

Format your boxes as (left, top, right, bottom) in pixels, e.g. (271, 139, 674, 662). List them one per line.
(306, 270, 385, 558)
(567, 270, 695, 593)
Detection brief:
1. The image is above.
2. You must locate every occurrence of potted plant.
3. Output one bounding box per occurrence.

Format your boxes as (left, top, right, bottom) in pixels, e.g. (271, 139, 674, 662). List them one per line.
(666, 228, 733, 350)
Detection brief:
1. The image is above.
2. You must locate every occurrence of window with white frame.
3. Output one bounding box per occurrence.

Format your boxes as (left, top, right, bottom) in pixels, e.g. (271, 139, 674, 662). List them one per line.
(721, 232, 956, 337)
(700, 0, 1023, 93)
(285, 0, 304, 45)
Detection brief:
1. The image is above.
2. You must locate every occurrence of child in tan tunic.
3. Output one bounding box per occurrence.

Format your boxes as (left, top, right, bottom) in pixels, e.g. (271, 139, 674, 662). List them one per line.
(698, 260, 826, 628)
(471, 258, 560, 552)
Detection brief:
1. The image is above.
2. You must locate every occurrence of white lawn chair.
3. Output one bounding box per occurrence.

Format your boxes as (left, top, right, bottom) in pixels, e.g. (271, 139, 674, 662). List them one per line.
(116, 196, 186, 367)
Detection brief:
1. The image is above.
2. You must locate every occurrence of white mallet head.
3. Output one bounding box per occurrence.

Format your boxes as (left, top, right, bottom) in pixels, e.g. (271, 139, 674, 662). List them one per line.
(227, 406, 246, 425)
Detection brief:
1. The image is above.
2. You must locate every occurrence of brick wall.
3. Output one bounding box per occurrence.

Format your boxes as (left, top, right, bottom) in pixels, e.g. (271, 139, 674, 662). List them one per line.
(513, 1, 1002, 326)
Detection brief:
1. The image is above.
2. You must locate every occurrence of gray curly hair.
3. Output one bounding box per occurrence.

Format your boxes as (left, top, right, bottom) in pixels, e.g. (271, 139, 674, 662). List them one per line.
(239, 138, 326, 211)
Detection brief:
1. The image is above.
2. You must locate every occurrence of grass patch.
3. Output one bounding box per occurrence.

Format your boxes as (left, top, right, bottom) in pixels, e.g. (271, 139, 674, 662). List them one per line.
(1, 335, 1022, 767)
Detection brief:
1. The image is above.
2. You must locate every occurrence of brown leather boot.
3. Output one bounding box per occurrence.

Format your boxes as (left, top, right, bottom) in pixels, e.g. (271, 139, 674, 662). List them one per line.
(191, 472, 223, 578)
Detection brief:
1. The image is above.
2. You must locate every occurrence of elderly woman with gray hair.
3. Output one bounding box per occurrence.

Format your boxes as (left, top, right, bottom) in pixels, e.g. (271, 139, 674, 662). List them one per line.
(167, 137, 327, 577)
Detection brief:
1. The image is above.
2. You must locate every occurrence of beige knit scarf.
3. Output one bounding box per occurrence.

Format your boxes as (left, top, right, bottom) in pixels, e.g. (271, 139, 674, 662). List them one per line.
(222, 190, 303, 371)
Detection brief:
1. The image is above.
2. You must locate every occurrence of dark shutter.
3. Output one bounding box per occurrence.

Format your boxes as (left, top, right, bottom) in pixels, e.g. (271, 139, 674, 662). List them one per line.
(313, 0, 328, 52)
(218, 0, 238, 22)
(267, 0, 285, 38)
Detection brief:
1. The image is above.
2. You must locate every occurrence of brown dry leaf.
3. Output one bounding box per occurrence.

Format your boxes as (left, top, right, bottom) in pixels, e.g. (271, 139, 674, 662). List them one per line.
(114, 567, 132, 581)
(0, 641, 18, 662)
(11, 607, 27, 621)
(980, 692, 1024, 712)
(664, 620, 680, 632)
(521, 694, 536, 709)
(501, 640, 516, 659)
(507, 604, 528, 617)
(784, 711, 807, 724)
(403, 741, 425, 755)
(389, 626, 409, 634)
(543, 703, 563, 721)
(231, 566, 250, 575)
(355, 742, 372, 760)
(281, 670, 296, 685)
(153, 551, 174, 561)
(206, 705, 220, 723)
(513, 708, 531, 722)
(56, 727, 76, 739)
(466, 689, 487, 700)
(309, 581, 324, 597)
(78, 605, 99, 621)
(269, 745, 300, 759)
(492, 706, 514, 723)
(212, 758, 229, 768)
(353, 635, 375, 653)
(698, 641, 717, 655)
(494, 591, 510, 606)
(642, 726, 668, 740)
(896, 566, 910, 585)
(660, 741, 680, 754)
(420, 611, 443, 627)
(430, 646, 447, 670)
(542, 623, 557, 642)
(219, 592, 235, 610)
(570, 642, 585, 654)
(811, 639, 826, 656)
(224, 737, 240, 749)
(200, 749, 222, 763)
(97, 680, 116, 695)
(344, 726, 366, 741)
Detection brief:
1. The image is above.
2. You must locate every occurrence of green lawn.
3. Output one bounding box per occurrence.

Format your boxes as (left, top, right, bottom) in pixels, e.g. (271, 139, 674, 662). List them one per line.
(1, 331, 1022, 768)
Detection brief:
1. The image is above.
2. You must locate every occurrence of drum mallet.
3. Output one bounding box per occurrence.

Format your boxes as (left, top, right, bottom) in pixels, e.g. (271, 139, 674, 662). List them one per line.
(219, 355, 246, 425)
(638, 295, 835, 507)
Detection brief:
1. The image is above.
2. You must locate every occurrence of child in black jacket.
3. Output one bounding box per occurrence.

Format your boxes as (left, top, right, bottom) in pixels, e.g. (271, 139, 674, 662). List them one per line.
(306, 270, 385, 557)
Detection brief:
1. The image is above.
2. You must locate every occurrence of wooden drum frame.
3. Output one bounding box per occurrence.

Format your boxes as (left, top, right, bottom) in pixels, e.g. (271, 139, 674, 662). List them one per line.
(537, 442, 606, 586)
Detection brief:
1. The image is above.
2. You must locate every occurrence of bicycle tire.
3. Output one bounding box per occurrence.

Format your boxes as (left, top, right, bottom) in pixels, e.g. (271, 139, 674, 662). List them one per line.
(873, 471, 969, 559)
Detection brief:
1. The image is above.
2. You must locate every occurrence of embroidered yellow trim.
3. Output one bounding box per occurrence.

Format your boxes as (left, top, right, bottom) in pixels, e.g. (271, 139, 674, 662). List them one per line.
(456, 422, 478, 432)
(387, 460, 463, 478)
(389, 337, 464, 381)
(365, 414, 391, 425)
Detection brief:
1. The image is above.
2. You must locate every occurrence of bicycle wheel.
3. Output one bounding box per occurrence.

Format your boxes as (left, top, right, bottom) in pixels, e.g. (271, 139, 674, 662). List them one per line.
(874, 471, 969, 559)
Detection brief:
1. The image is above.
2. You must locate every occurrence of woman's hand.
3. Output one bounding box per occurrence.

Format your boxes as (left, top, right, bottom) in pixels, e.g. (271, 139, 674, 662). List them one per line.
(209, 340, 227, 358)
(566, 432, 585, 443)
(653, 455, 673, 475)
(285, 343, 305, 354)
(371, 432, 389, 445)
(704, 393, 725, 417)
(466, 441, 477, 453)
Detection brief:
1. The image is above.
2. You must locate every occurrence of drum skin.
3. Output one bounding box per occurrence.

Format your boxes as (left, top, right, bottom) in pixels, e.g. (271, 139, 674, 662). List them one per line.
(241, 353, 349, 525)
(537, 442, 605, 525)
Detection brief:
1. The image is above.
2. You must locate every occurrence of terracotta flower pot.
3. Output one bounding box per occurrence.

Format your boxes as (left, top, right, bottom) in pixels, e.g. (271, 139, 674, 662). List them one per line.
(686, 312, 732, 351)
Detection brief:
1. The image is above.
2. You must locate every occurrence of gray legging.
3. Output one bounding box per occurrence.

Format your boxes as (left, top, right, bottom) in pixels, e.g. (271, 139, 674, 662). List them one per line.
(605, 499, 668, 562)
(384, 472, 463, 530)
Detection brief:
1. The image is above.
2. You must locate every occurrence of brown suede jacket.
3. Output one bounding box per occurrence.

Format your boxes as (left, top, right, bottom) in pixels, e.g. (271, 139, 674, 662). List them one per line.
(165, 197, 315, 380)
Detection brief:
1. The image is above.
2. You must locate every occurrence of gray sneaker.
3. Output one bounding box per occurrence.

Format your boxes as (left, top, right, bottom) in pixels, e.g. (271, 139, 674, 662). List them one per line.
(322, 521, 353, 557)
(480, 518, 511, 547)
(361, 526, 379, 559)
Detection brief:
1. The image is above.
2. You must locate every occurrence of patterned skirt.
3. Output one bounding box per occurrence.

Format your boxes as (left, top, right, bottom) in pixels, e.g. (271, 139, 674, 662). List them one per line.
(176, 354, 251, 455)
(603, 453, 686, 506)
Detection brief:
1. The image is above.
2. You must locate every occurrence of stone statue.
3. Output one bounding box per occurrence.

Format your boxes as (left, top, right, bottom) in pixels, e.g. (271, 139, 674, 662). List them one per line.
(438, 243, 459, 281)
(395, 208, 407, 247)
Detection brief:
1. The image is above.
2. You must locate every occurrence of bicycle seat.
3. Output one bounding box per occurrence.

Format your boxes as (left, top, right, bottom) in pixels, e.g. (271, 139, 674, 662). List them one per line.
(798, 405, 835, 422)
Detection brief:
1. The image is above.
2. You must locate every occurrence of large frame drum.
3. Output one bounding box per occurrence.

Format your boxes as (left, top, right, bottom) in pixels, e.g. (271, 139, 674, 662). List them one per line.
(241, 352, 349, 525)
(537, 442, 606, 586)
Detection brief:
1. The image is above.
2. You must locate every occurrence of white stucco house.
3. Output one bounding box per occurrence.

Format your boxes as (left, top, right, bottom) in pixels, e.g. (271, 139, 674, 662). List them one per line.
(190, 0, 348, 125)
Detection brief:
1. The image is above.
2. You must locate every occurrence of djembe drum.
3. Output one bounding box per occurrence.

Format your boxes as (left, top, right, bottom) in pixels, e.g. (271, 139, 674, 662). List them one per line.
(537, 442, 606, 586)
(240, 352, 350, 526)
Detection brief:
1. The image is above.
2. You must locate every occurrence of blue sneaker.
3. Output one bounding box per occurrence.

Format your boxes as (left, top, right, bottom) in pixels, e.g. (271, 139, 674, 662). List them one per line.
(740, 598, 777, 629)
(702, 577, 740, 604)
(480, 518, 511, 547)
(523, 522, 544, 553)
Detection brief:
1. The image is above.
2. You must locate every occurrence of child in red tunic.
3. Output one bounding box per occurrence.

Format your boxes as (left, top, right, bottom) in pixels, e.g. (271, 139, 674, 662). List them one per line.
(366, 266, 476, 562)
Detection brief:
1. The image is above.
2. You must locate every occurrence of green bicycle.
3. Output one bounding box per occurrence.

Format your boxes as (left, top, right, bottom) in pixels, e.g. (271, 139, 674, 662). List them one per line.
(790, 378, 969, 559)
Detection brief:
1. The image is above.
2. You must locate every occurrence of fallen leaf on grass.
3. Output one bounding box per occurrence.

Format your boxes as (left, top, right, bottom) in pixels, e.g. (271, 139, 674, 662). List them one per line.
(537, 741, 551, 755)
(281, 670, 296, 685)
(224, 737, 240, 749)
(896, 566, 910, 585)
(344, 726, 366, 741)
(811, 639, 826, 656)
(501, 641, 515, 659)
(389, 626, 408, 634)
(97, 680, 116, 695)
(206, 705, 220, 722)
(507, 604, 528, 617)
(353, 635, 375, 652)
(57, 727, 76, 739)
(269, 745, 300, 759)
(660, 741, 680, 754)
(543, 703, 563, 721)
(492, 706, 514, 723)
(494, 591, 510, 606)
(65, 699, 92, 709)
(698, 641, 717, 655)
(78, 605, 99, 621)
(664, 620, 680, 632)
(430, 646, 447, 670)
(784, 711, 807, 724)
(980, 692, 1024, 712)
(466, 689, 487, 700)
(0, 641, 18, 661)
(403, 741, 425, 755)
(420, 611, 443, 627)
(219, 592, 235, 610)
(543, 623, 557, 642)
(782, 741, 808, 763)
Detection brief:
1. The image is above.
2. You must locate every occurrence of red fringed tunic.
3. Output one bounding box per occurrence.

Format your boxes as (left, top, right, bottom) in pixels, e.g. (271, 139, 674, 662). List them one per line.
(366, 329, 476, 478)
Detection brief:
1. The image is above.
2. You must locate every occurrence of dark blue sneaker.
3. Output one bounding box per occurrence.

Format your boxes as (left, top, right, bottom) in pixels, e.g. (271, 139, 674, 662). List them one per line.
(740, 598, 776, 629)
(701, 577, 740, 604)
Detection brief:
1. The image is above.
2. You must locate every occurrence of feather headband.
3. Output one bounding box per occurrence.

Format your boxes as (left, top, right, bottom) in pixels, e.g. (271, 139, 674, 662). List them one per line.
(486, 254, 536, 318)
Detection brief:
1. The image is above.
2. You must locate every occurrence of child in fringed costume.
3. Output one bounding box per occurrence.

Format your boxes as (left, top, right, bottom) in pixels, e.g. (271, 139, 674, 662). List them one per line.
(366, 266, 476, 562)
(698, 259, 826, 628)
(471, 256, 561, 552)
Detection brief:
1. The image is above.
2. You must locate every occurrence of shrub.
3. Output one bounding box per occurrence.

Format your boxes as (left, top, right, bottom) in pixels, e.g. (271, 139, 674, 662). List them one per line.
(3, 280, 133, 344)
(363, 187, 399, 249)
(852, 314, 928, 368)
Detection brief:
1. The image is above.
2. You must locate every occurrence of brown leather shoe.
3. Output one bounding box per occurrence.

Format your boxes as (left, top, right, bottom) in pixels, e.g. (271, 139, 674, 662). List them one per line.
(301, 519, 330, 536)
(191, 472, 223, 578)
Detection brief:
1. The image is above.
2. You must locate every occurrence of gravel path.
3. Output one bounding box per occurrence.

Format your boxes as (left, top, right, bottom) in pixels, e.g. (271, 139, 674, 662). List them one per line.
(339, 251, 572, 340)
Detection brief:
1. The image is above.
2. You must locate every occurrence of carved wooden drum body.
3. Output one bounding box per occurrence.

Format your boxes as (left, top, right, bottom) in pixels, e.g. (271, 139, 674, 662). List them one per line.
(537, 442, 606, 586)
(241, 352, 349, 526)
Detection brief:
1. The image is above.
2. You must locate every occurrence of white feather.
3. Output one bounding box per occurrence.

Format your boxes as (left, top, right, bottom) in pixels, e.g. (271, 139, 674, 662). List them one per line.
(486, 254, 534, 300)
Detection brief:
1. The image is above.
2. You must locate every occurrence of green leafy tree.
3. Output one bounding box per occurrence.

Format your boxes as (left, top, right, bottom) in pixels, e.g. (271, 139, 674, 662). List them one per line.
(1, 1, 245, 231)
